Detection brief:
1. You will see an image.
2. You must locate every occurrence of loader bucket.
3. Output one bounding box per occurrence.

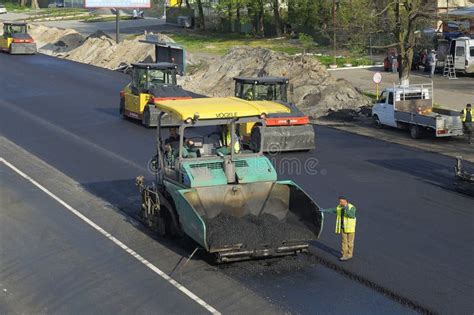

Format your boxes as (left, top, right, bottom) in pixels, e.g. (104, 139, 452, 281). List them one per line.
(250, 125, 315, 152)
(177, 180, 323, 263)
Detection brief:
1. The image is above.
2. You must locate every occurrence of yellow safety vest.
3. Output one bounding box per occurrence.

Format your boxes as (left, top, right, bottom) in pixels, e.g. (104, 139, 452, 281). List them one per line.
(335, 203, 356, 234)
(223, 130, 240, 153)
(461, 109, 472, 123)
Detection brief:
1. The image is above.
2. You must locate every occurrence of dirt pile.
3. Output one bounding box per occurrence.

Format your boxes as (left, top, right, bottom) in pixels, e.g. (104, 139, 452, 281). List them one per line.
(206, 213, 316, 249)
(24, 25, 369, 116)
(29, 24, 85, 55)
(28, 24, 174, 69)
(182, 47, 371, 117)
(65, 33, 174, 69)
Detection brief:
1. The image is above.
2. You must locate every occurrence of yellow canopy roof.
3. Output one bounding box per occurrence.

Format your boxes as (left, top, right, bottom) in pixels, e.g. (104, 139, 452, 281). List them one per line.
(154, 97, 291, 121)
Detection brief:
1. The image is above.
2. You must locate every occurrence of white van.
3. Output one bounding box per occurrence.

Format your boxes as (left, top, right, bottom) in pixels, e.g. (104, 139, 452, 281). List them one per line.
(450, 37, 474, 74)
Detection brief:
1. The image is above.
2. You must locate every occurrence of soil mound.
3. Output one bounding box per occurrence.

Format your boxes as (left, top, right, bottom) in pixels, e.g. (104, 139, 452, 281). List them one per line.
(182, 47, 371, 117)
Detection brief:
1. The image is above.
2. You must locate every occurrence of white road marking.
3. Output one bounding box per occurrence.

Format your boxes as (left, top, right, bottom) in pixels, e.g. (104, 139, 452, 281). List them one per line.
(0, 158, 220, 315)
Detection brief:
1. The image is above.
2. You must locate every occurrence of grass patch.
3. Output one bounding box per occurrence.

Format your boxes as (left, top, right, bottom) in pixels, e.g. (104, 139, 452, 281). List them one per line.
(168, 32, 373, 69)
(83, 15, 134, 23)
(1, 1, 31, 11)
(317, 55, 373, 67)
(27, 8, 87, 17)
(25, 8, 89, 21)
(168, 32, 308, 56)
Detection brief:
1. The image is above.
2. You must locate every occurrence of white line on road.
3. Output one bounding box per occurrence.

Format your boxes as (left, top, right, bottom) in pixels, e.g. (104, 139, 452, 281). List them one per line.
(0, 157, 220, 315)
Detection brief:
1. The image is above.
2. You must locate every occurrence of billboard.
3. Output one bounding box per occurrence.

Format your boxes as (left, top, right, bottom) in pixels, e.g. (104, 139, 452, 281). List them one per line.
(85, 0, 151, 8)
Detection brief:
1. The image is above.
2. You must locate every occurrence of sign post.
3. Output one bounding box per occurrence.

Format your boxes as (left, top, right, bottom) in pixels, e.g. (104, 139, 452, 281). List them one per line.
(85, 0, 151, 44)
(373, 72, 382, 100)
(115, 8, 119, 43)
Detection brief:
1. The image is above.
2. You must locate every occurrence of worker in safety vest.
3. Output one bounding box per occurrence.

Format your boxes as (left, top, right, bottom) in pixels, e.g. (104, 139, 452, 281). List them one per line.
(245, 88, 254, 100)
(217, 125, 240, 156)
(460, 104, 473, 144)
(321, 196, 357, 261)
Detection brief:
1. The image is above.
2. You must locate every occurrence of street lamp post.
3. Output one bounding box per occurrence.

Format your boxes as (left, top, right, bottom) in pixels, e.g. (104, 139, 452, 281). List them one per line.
(332, 0, 340, 67)
(333, 0, 337, 67)
(446, 0, 449, 20)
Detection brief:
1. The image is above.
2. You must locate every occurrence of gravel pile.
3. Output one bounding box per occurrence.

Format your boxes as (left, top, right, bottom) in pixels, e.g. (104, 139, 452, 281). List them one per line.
(206, 212, 316, 249)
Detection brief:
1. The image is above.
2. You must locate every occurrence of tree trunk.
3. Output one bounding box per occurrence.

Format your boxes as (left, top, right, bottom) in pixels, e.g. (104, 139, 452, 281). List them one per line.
(272, 0, 282, 37)
(20, 0, 27, 6)
(257, 1, 265, 36)
(247, 5, 257, 35)
(31, 0, 39, 9)
(227, 2, 233, 32)
(184, 0, 190, 9)
(394, 0, 410, 86)
(236, 3, 241, 33)
(196, 0, 205, 31)
(400, 48, 413, 86)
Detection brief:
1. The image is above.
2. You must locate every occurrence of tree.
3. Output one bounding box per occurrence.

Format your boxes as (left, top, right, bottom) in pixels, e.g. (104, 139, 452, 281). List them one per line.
(391, 0, 435, 85)
(235, 0, 242, 33)
(271, 0, 283, 37)
(196, 0, 205, 30)
(31, 0, 39, 9)
(244, 0, 266, 36)
(337, 0, 378, 54)
(287, 0, 332, 41)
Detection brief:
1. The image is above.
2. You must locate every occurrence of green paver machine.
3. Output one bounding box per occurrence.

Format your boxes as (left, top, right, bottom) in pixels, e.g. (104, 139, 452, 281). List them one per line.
(136, 97, 324, 263)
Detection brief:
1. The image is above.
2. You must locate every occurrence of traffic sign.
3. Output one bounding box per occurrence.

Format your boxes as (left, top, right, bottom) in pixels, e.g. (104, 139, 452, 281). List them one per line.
(85, 0, 151, 8)
(373, 72, 382, 84)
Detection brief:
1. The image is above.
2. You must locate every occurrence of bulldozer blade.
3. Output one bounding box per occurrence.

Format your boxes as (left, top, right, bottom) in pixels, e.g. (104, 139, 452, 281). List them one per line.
(251, 124, 315, 152)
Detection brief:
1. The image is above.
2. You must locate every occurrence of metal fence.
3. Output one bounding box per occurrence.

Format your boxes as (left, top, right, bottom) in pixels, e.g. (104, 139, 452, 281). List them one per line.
(63, 0, 85, 8)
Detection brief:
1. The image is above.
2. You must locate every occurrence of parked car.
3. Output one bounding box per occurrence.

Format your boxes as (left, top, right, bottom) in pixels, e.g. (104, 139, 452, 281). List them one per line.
(48, 1, 64, 8)
(0, 5, 8, 14)
(132, 9, 144, 19)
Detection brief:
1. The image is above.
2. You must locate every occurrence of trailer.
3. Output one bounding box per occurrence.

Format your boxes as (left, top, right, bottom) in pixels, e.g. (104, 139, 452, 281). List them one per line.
(372, 83, 464, 139)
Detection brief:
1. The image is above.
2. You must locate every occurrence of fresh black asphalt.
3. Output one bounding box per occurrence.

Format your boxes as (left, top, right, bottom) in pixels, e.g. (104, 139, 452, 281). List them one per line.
(0, 164, 208, 314)
(1, 53, 472, 314)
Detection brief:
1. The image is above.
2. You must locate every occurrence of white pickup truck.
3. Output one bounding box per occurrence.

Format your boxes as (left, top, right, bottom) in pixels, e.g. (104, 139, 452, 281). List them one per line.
(372, 84, 464, 139)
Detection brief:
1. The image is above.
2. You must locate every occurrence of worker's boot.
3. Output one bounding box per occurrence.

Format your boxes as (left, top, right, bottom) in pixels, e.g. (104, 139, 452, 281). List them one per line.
(339, 256, 352, 261)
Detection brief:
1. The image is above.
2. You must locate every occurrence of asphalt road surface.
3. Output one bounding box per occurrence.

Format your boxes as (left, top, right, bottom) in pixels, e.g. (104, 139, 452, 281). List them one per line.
(1, 53, 473, 314)
(0, 164, 207, 314)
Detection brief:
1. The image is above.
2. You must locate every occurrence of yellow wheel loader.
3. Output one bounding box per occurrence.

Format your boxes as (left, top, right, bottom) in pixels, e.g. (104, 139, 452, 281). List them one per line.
(0, 22, 37, 55)
(136, 97, 324, 263)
